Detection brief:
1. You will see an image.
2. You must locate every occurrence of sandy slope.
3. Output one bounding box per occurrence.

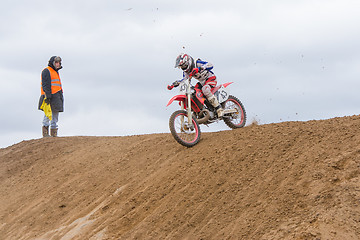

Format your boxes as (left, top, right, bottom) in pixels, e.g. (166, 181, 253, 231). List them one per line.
(1, 115, 360, 240)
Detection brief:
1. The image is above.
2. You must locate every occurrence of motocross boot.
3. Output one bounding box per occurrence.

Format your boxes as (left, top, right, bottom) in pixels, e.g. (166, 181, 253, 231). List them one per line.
(42, 126, 50, 138)
(50, 128, 58, 137)
(208, 95, 224, 118)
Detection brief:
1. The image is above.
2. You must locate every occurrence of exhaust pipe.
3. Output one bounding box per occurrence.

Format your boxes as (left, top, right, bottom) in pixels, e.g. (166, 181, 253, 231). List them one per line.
(196, 109, 211, 124)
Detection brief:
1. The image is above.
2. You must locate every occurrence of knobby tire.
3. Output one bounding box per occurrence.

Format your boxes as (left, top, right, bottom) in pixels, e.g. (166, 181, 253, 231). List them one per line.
(222, 95, 247, 129)
(169, 110, 201, 147)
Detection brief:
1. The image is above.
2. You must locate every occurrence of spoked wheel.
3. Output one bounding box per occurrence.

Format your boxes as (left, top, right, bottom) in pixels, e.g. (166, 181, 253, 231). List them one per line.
(222, 95, 247, 129)
(169, 110, 201, 147)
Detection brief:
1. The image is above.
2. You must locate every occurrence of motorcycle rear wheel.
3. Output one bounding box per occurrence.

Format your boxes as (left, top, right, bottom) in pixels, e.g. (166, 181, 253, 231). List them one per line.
(222, 95, 247, 129)
(169, 110, 201, 147)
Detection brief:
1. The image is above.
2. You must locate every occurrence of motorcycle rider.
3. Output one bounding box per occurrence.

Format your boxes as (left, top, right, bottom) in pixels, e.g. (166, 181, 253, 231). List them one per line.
(170, 53, 224, 117)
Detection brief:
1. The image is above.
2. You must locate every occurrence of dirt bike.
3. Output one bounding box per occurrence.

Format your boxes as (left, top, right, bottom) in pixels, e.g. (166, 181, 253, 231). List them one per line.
(167, 76, 246, 147)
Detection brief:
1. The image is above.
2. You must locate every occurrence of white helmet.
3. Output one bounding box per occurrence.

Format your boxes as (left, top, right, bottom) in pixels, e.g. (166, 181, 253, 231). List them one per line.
(174, 53, 194, 73)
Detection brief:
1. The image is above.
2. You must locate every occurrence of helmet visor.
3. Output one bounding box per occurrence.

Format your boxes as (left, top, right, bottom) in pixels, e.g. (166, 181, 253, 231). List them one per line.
(174, 56, 181, 68)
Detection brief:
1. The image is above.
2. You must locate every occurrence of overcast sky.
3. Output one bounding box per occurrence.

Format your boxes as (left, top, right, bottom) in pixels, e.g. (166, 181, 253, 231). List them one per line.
(0, 0, 359, 148)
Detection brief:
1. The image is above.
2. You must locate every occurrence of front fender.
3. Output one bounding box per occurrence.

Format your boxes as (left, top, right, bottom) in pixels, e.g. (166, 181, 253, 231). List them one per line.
(166, 94, 202, 113)
(166, 94, 186, 107)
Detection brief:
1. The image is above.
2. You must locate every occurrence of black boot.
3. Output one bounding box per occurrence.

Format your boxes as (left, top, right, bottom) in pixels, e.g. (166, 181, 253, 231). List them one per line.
(42, 126, 50, 137)
(50, 128, 58, 137)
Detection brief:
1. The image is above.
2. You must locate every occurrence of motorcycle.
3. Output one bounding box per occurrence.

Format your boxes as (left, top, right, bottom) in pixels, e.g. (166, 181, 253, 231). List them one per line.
(167, 76, 246, 147)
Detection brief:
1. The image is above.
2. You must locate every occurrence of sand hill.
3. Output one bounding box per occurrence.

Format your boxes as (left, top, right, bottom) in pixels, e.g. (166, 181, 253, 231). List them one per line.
(1, 115, 360, 239)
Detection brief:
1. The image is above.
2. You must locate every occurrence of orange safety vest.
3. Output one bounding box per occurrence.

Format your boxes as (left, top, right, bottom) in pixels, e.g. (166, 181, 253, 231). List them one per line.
(41, 66, 62, 95)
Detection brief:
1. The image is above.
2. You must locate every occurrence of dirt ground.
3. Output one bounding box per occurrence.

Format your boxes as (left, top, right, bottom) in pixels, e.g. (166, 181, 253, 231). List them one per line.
(1, 115, 360, 240)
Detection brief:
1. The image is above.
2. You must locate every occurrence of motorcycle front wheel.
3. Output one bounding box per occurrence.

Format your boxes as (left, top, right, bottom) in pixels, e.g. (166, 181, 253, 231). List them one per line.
(222, 95, 247, 129)
(169, 110, 201, 147)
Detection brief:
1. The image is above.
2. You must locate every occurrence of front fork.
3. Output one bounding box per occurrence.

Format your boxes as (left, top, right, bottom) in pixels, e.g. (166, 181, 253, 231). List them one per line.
(180, 101, 185, 127)
(187, 92, 193, 125)
(179, 94, 194, 131)
(181, 77, 194, 130)
(186, 77, 194, 129)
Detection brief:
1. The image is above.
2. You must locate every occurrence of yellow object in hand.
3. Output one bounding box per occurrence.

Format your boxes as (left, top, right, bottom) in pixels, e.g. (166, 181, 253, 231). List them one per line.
(40, 98, 52, 120)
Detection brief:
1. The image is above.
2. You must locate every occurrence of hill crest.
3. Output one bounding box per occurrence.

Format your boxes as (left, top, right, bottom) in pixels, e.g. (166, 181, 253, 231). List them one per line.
(1, 115, 360, 239)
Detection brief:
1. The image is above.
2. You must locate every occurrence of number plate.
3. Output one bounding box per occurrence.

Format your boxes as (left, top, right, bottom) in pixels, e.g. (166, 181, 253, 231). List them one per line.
(179, 81, 188, 94)
(217, 86, 229, 103)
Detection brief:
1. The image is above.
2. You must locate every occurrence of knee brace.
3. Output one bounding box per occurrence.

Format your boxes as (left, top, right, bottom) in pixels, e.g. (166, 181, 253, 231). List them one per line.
(202, 85, 213, 98)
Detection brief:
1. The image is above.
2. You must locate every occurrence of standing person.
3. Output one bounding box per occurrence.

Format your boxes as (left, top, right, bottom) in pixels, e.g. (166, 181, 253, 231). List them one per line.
(172, 53, 224, 117)
(38, 56, 64, 137)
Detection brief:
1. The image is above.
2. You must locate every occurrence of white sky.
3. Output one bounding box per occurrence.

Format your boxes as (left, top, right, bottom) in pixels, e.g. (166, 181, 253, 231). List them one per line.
(0, 0, 359, 148)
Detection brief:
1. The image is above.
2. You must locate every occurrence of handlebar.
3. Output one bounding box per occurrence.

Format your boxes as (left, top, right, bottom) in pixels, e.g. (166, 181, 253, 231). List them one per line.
(168, 76, 193, 90)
